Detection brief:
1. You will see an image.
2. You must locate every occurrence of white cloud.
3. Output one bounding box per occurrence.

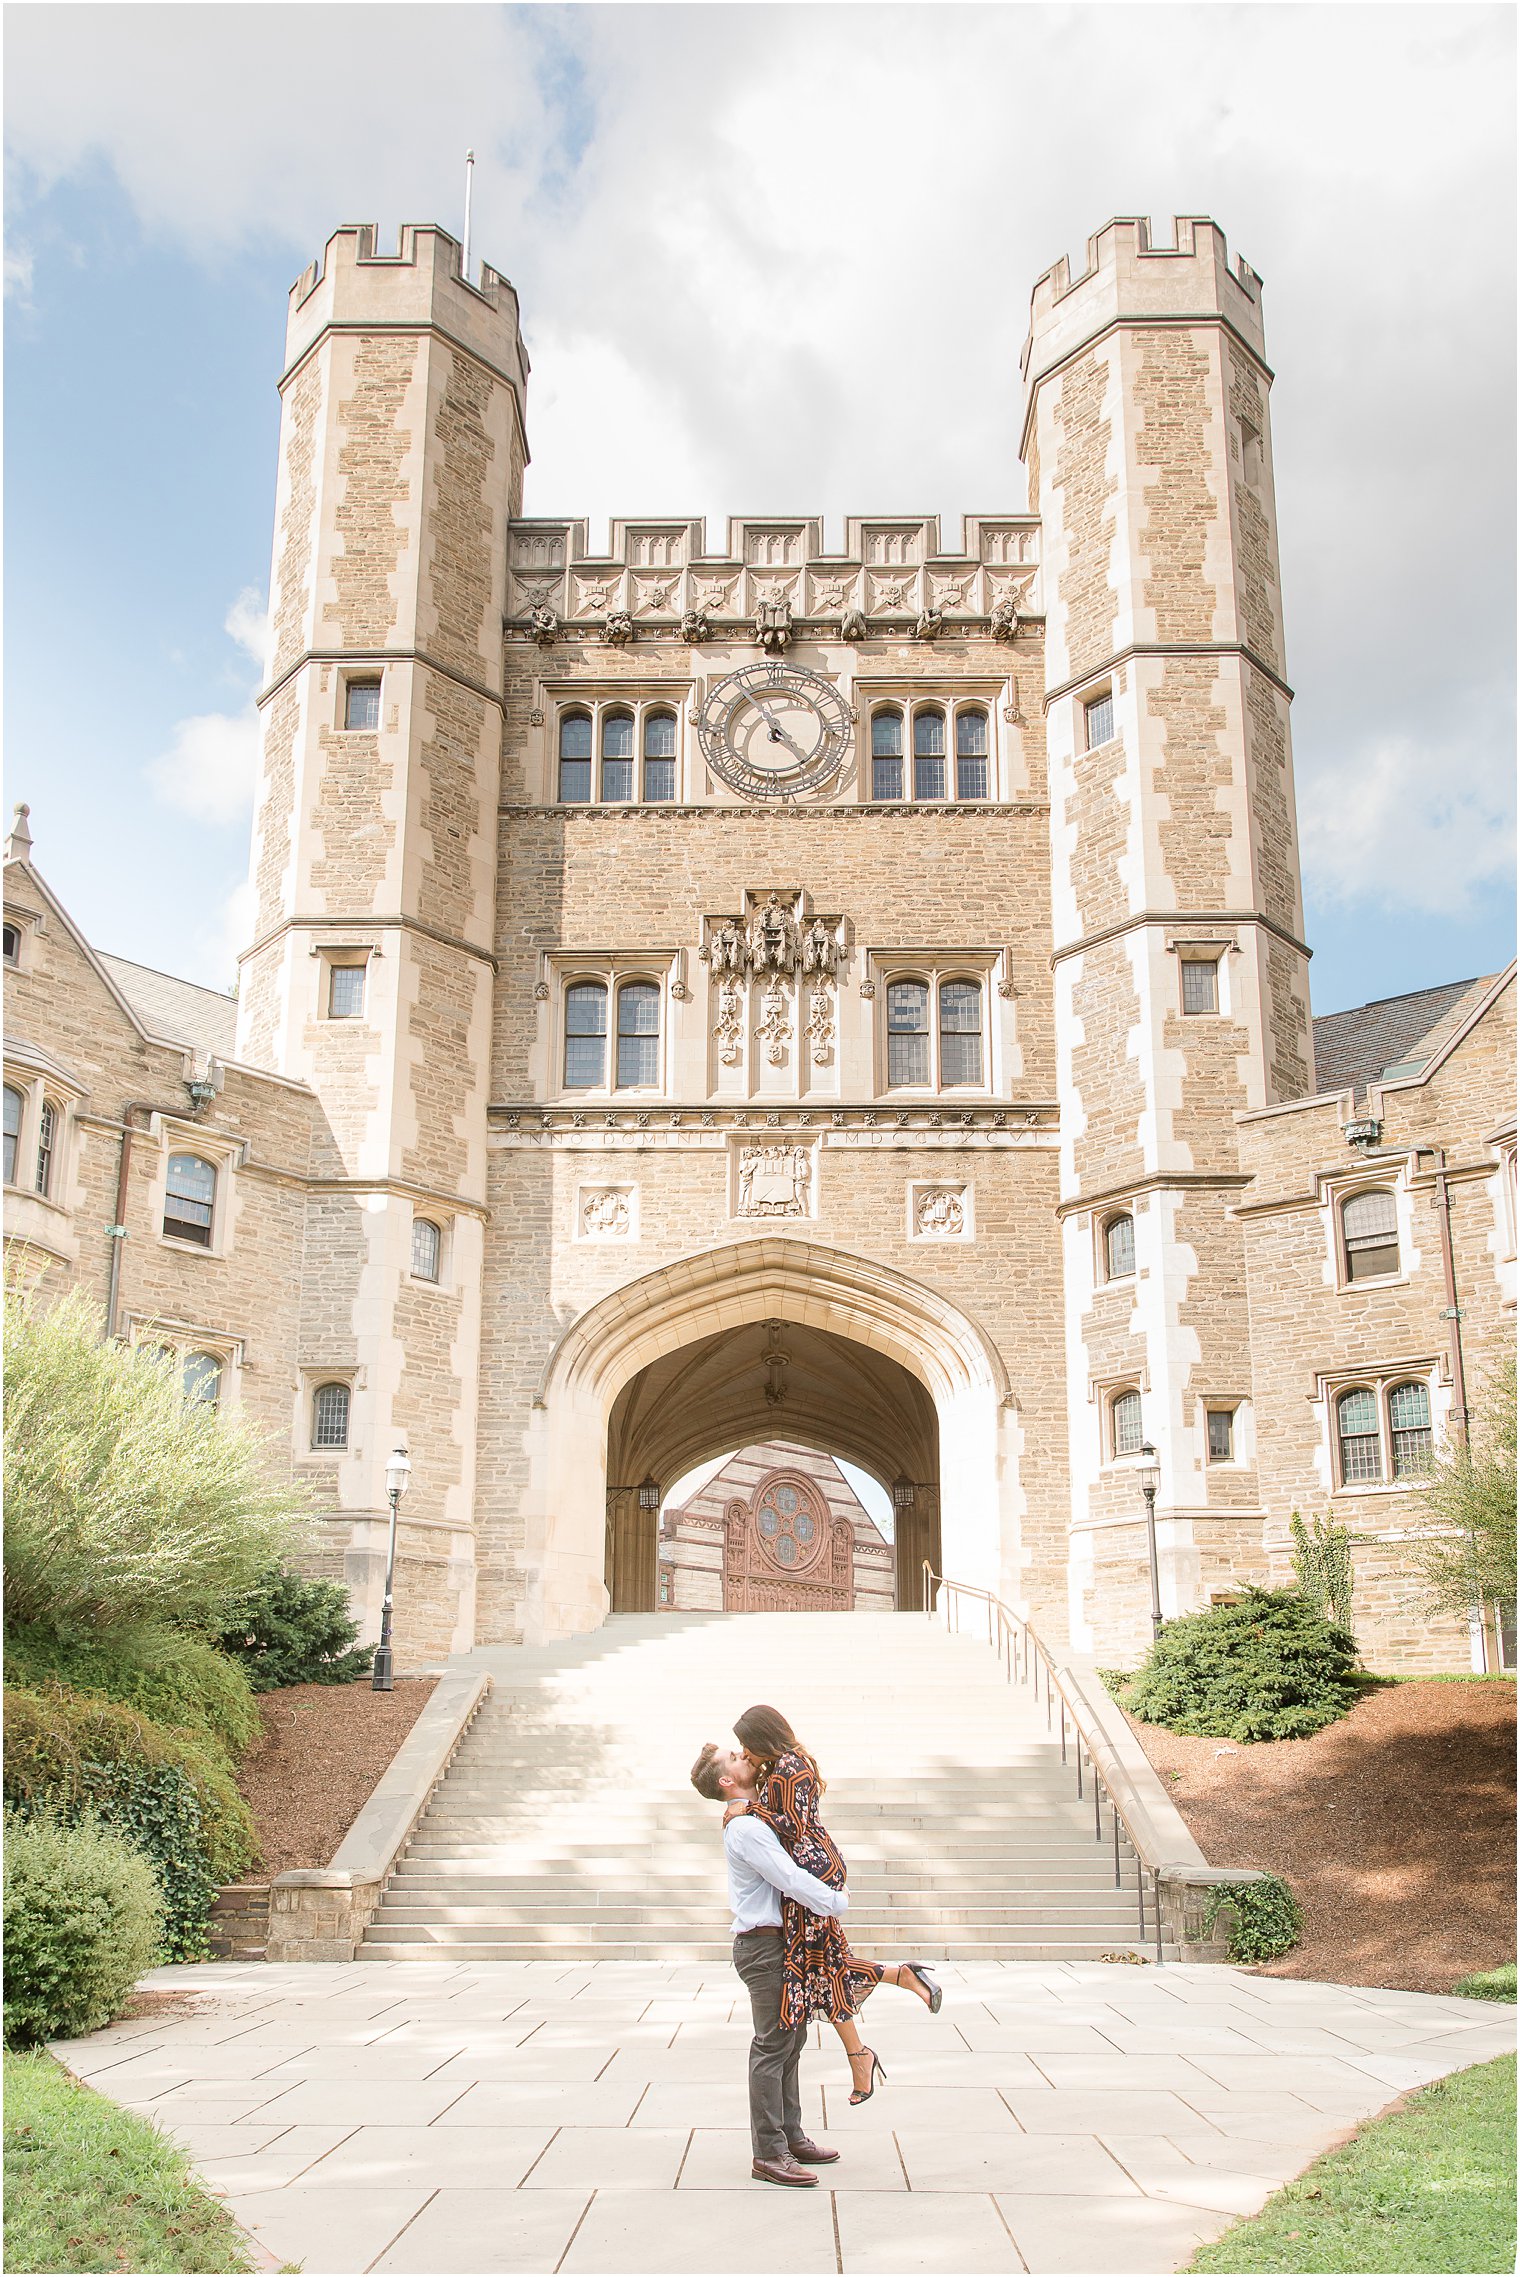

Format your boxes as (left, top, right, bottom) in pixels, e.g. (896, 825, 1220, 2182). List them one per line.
(223, 587, 269, 672)
(4, 245, 34, 304)
(147, 705, 261, 826)
(1301, 724, 1517, 918)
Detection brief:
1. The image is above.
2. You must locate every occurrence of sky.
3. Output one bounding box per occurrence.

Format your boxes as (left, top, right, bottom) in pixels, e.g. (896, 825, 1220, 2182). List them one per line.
(5, 1, 1515, 1018)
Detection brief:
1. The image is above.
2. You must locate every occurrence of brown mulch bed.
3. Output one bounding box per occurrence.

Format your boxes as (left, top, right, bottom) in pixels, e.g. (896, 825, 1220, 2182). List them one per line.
(238, 1678, 436, 1876)
(1127, 1679, 1516, 1993)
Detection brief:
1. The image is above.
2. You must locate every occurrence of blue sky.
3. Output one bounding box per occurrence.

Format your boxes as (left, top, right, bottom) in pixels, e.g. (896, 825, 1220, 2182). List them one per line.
(6, 3, 1514, 1015)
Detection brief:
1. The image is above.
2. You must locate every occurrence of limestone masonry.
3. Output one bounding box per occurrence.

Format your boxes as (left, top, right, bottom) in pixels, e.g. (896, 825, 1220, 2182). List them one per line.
(5, 215, 1514, 1670)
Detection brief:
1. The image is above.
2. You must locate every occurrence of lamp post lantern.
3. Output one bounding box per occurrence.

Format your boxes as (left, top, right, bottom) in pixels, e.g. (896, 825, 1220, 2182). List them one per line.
(372, 1445, 412, 1692)
(1137, 1442, 1163, 1639)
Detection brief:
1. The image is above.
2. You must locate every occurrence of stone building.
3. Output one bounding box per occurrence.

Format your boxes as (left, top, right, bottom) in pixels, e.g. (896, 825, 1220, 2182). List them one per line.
(657, 1442, 895, 1614)
(4, 213, 1513, 1671)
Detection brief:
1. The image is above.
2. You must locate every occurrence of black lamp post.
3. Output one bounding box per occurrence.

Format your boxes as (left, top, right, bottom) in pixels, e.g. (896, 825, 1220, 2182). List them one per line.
(371, 1445, 412, 1692)
(1137, 1441, 1163, 1638)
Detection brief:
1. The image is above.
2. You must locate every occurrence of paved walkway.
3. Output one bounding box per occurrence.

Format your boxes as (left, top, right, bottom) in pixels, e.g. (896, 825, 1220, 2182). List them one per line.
(53, 1960, 1516, 2275)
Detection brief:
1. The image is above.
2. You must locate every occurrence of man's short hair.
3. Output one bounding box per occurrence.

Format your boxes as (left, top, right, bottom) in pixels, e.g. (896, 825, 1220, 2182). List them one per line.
(690, 1742, 726, 1801)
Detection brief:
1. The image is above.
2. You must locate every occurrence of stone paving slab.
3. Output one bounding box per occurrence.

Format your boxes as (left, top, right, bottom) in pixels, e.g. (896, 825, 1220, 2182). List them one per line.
(50, 1959, 1516, 2274)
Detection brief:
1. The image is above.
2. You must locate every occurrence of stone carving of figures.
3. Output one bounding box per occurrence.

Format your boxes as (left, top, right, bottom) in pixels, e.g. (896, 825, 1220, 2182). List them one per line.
(748, 892, 798, 974)
(738, 1144, 811, 1218)
(806, 982, 836, 1067)
(801, 917, 838, 977)
(988, 595, 1019, 641)
(603, 609, 634, 646)
(681, 608, 711, 644)
(915, 607, 944, 641)
(714, 976, 745, 1067)
(756, 975, 792, 1065)
(916, 1186, 966, 1237)
(840, 608, 867, 642)
(529, 602, 559, 645)
(754, 598, 792, 653)
(710, 917, 748, 974)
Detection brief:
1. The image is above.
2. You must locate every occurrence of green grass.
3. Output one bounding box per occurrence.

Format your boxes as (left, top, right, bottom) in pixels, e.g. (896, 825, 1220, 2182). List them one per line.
(3, 2049, 252, 2275)
(1187, 2053, 1515, 2274)
(1453, 1964, 1516, 2003)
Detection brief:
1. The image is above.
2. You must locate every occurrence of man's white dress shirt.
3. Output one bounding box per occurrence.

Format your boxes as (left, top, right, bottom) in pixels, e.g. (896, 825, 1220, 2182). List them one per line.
(723, 1812, 849, 1936)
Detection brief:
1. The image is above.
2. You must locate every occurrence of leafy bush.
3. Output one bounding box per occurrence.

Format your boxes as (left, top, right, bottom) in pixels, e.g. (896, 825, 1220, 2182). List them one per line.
(3, 1281, 304, 1639)
(1200, 1873, 1303, 1963)
(1289, 1511, 1360, 1638)
(4, 1683, 258, 1961)
(3, 1813, 164, 2045)
(4, 1625, 259, 1763)
(1402, 1356, 1517, 1627)
(217, 1565, 372, 1688)
(1454, 1964, 1517, 2003)
(1120, 1587, 1360, 1741)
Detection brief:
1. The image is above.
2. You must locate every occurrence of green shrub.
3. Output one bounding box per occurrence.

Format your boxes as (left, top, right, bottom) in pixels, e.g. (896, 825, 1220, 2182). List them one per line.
(3, 1280, 303, 1639)
(4, 1683, 258, 1961)
(1289, 1510, 1359, 1638)
(1455, 1964, 1517, 2002)
(217, 1565, 372, 1688)
(1200, 1873, 1303, 1963)
(4, 1626, 259, 1763)
(3, 1813, 164, 2045)
(1120, 1587, 1360, 1741)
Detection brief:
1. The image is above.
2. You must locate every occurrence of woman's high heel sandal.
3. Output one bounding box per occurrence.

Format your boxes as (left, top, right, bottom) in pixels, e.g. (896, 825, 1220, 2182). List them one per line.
(848, 2048, 886, 2105)
(902, 1962, 943, 2014)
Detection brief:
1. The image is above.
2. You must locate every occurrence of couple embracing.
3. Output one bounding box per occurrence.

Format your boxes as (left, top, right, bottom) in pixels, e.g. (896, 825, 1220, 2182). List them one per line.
(691, 1704, 942, 2188)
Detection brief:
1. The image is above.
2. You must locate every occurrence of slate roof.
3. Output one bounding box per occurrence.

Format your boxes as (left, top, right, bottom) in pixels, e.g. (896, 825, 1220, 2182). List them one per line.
(1311, 975, 1494, 1102)
(99, 955, 238, 1058)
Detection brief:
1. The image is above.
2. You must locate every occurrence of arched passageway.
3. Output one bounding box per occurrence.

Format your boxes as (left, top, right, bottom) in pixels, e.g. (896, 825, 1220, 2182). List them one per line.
(523, 1238, 1014, 1641)
(607, 1323, 940, 1611)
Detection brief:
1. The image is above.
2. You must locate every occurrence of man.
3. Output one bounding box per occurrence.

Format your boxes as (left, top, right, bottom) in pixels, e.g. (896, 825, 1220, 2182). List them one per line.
(690, 1740, 843, 2187)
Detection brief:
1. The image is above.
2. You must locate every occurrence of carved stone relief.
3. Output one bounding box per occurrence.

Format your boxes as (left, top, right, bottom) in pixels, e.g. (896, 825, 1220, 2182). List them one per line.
(603, 609, 634, 646)
(736, 1143, 814, 1219)
(908, 1180, 972, 1240)
(578, 1185, 636, 1240)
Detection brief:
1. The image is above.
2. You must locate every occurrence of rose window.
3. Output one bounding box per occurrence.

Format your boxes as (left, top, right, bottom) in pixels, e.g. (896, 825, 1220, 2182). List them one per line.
(755, 1478, 822, 1571)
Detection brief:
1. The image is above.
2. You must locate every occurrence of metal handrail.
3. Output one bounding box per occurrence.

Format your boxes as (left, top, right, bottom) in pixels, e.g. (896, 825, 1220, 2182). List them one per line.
(924, 1562, 1164, 1963)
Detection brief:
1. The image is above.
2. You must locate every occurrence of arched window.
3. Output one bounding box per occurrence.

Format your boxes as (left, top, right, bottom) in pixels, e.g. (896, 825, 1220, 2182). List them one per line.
(311, 1381, 351, 1451)
(1389, 1380, 1433, 1478)
(34, 1099, 57, 1197)
(871, 710, 904, 801)
(558, 711, 593, 803)
(939, 980, 983, 1086)
(616, 982, 660, 1089)
(644, 711, 677, 802)
(1104, 1213, 1136, 1281)
(1336, 1387, 1382, 1484)
(913, 708, 946, 800)
(955, 709, 989, 800)
(411, 1218, 442, 1283)
(182, 1351, 223, 1407)
(164, 1153, 217, 1247)
(564, 982, 608, 1088)
(1112, 1389, 1143, 1457)
(1342, 1190, 1399, 1282)
(601, 710, 635, 802)
(887, 980, 930, 1087)
(3, 1084, 22, 1186)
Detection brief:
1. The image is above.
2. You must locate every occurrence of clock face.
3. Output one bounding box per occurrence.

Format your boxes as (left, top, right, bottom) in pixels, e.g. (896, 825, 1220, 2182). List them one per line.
(697, 662, 853, 801)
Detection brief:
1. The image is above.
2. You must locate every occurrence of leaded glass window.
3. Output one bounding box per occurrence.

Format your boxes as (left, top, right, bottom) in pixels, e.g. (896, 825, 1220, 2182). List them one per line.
(887, 980, 930, 1086)
(3, 1085, 21, 1185)
(601, 711, 635, 803)
(1105, 1213, 1136, 1280)
(411, 1218, 442, 1282)
(871, 710, 904, 801)
(312, 1381, 350, 1450)
(1389, 1380, 1433, 1478)
(35, 1099, 56, 1197)
(183, 1351, 223, 1406)
(1181, 959, 1219, 1015)
(913, 708, 946, 800)
(558, 712, 593, 802)
(564, 982, 608, 1088)
(1112, 1389, 1143, 1457)
(344, 679, 381, 732)
(616, 982, 660, 1089)
(1337, 1387, 1382, 1483)
(1084, 690, 1115, 749)
(939, 980, 983, 1086)
(328, 963, 365, 1019)
(1342, 1190, 1399, 1282)
(955, 709, 989, 800)
(164, 1153, 216, 1247)
(644, 711, 677, 802)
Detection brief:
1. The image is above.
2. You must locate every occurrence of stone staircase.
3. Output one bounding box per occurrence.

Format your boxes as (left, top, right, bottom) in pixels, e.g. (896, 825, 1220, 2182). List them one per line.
(362, 1613, 1152, 1962)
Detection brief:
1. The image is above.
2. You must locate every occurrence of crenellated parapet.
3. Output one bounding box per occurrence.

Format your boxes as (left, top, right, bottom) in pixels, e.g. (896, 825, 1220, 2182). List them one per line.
(505, 513, 1041, 641)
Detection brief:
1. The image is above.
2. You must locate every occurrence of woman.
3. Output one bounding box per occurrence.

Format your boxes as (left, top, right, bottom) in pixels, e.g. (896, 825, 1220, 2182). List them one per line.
(726, 1702, 941, 2104)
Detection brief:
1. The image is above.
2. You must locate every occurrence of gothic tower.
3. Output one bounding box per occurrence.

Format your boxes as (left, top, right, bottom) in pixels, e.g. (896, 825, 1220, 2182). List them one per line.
(236, 225, 528, 1654)
(1022, 217, 1314, 1650)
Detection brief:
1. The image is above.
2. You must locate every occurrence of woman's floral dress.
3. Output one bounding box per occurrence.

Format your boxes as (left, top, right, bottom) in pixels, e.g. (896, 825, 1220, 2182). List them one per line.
(750, 1748, 885, 2028)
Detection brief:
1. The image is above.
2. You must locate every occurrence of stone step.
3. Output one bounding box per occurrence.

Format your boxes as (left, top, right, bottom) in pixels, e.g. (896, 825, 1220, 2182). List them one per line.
(387, 1869, 1132, 1894)
(360, 1934, 1161, 1962)
(370, 1904, 1142, 1930)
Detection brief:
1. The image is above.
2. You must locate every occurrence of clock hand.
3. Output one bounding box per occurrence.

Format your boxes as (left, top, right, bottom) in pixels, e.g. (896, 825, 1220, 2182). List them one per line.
(751, 694, 808, 760)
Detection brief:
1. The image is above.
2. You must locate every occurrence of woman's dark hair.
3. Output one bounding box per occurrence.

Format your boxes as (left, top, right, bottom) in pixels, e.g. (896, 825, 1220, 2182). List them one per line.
(734, 1703, 824, 1792)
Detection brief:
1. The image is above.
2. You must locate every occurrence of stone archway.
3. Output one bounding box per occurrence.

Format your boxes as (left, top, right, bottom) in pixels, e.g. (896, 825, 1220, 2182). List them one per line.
(522, 1237, 1013, 1641)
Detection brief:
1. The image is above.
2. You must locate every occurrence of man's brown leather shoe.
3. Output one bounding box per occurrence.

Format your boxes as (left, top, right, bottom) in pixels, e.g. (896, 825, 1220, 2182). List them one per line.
(788, 2136, 840, 2165)
(752, 2155, 818, 2187)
